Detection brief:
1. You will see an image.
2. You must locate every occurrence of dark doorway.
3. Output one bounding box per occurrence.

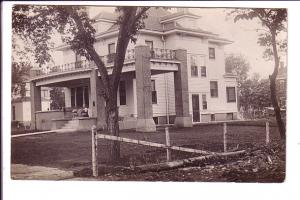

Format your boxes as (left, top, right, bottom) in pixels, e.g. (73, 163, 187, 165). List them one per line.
(192, 94, 200, 122)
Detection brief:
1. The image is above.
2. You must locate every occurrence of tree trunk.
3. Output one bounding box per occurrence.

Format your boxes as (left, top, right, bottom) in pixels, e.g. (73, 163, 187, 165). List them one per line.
(105, 98, 121, 162)
(270, 30, 286, 140)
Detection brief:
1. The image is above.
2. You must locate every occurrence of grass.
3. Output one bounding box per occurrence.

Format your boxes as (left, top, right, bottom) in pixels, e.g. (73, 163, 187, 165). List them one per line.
(11, 123, 281, 170)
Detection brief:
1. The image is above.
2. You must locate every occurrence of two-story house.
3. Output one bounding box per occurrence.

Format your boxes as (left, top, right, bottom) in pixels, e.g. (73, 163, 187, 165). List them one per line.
(28, 7, 238, 132)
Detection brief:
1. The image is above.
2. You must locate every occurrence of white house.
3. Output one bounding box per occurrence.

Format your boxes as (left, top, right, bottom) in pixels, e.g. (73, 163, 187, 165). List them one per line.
(11, 81, 51, 128)
(28, 7, 238, 131)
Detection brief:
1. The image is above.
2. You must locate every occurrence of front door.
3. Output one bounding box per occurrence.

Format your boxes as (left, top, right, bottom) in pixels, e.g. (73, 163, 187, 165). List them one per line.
(192, 94, 200, 122)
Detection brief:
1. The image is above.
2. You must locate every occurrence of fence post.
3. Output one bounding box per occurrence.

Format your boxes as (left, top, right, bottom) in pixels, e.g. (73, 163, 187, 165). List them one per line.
(91, 125, 98, 177)
(223, 123, 227, 152)
(266, 121, 270, 145)
(165, 127, 171, 162)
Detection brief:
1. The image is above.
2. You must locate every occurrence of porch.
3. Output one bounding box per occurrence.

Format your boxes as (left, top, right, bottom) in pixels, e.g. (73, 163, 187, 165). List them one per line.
(29, 45, 192, 132)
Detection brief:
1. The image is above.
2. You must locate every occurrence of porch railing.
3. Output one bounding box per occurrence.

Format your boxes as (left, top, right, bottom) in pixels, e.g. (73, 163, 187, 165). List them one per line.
(34, 48, 177, 77)
(150, 48, 176, 60)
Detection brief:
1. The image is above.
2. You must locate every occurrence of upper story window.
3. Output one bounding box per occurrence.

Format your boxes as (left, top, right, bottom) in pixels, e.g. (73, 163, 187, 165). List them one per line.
(190, 55, 198, 77)
(226, 87, 236, 103)
(108, 43, 115, 54)
(151, 80, 157, 104)
(209, 47, 215, 59)
(145, 40, 154, 50)
(210, 81, 218, 98)
(119, 81, 126, 105)
(201, 66, 207, 77)
(108, 43, 116, 63)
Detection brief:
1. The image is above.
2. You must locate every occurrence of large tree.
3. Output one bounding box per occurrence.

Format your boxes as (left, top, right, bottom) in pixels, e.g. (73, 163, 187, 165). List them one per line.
(13, 5, 151, 161)
(229, 8, 287, 139)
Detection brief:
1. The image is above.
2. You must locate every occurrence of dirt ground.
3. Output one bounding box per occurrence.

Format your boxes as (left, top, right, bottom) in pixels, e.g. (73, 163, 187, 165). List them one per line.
(11, 123, 285, 182)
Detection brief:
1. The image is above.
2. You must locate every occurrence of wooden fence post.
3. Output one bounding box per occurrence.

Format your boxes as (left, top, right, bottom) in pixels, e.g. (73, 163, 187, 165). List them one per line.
(266, 121, 270, 145)
(91, 125, 98, 177)
(165, 127, 171, 162)
(223, 123, 227, 152)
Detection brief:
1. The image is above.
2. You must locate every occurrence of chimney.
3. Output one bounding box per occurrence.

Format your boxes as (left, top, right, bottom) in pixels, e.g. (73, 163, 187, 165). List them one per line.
(177, 8, 189, 13)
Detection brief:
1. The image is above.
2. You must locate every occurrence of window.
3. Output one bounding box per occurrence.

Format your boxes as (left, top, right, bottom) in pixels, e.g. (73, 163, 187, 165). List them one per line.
(202, 94, 207, 110)
(84, 87, 89, 108)
(190, 55, 198, 77)
(191, 66, 198, 77)
(145, 40, 154, 57)
(226, 87, 236, 102)
(209, 47, 215, 59)
(227, 113, 234, 120)
(211, 114, 215, 121)
(151, 80, 157, 104)
(210, 81, 218, 97)
(145, 40, 153, 50)
(201, 66, 206, 77)
(71, 88, 76, 107)
(108, 43, 116, 63)
(76, 87, 83, 107)
(119, 81, 126, 105)
(153, 117, 158, 124)
(108, 43, 115, 54)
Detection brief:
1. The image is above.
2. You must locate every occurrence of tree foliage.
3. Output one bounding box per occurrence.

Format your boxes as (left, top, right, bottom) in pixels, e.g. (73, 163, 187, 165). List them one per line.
(50, 87, 65, 110)
(225, 53, 250, 85)
(229, 8, 287, 139)
(12, 35, 32, 97)
(239, 76, 271, 111)
(12, 5, 152, 161)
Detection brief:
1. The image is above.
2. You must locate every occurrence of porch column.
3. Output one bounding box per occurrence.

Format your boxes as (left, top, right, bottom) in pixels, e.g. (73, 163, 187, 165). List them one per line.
(174, 49, 192, 127)
(64, 87, 71, 108)
(135, 45, 156, 132)
(30, 81, 41, 130)
(90, 68, 106, 128)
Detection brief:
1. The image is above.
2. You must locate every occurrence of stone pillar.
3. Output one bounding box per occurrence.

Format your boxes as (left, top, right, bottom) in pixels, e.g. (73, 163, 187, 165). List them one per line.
(30, 81, 41, 130)
(64, 87, 72, 108)
(90, 68, 106, 128)
(174, 49, 193, 127)
(135, 45, 156, 132)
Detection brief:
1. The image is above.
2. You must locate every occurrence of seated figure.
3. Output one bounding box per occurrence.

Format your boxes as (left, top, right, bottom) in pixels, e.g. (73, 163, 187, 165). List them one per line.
(82, 107, 89, 117)
(72, 109, 78, 118)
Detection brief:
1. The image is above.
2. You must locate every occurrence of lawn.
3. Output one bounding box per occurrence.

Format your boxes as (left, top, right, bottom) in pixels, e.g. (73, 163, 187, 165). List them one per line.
(11, 122, 285, 182)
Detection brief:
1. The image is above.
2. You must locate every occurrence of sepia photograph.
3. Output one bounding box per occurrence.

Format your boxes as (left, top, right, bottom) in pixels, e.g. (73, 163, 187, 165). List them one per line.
(10, 4, 287, 181)
(3, 1, 299, 200)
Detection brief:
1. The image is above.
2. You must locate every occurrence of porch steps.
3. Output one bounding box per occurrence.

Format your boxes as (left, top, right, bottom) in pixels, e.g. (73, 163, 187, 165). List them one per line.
(60, 120, 80, 131)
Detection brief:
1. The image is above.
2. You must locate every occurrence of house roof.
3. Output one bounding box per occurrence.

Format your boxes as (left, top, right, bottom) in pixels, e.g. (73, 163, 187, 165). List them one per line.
(56, 8, 232, 50)
(160, 10, 200, 22)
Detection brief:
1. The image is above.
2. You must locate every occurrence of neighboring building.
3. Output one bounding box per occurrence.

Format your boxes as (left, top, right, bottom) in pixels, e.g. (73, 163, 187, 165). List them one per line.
(276, 61, 287, 109)
(28, 8, 238, 131)
(11, 80, 51, 128)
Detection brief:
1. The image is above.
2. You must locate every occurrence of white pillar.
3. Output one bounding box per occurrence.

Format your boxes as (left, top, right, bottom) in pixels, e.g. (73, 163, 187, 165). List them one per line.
(64, 88, 72, 108)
